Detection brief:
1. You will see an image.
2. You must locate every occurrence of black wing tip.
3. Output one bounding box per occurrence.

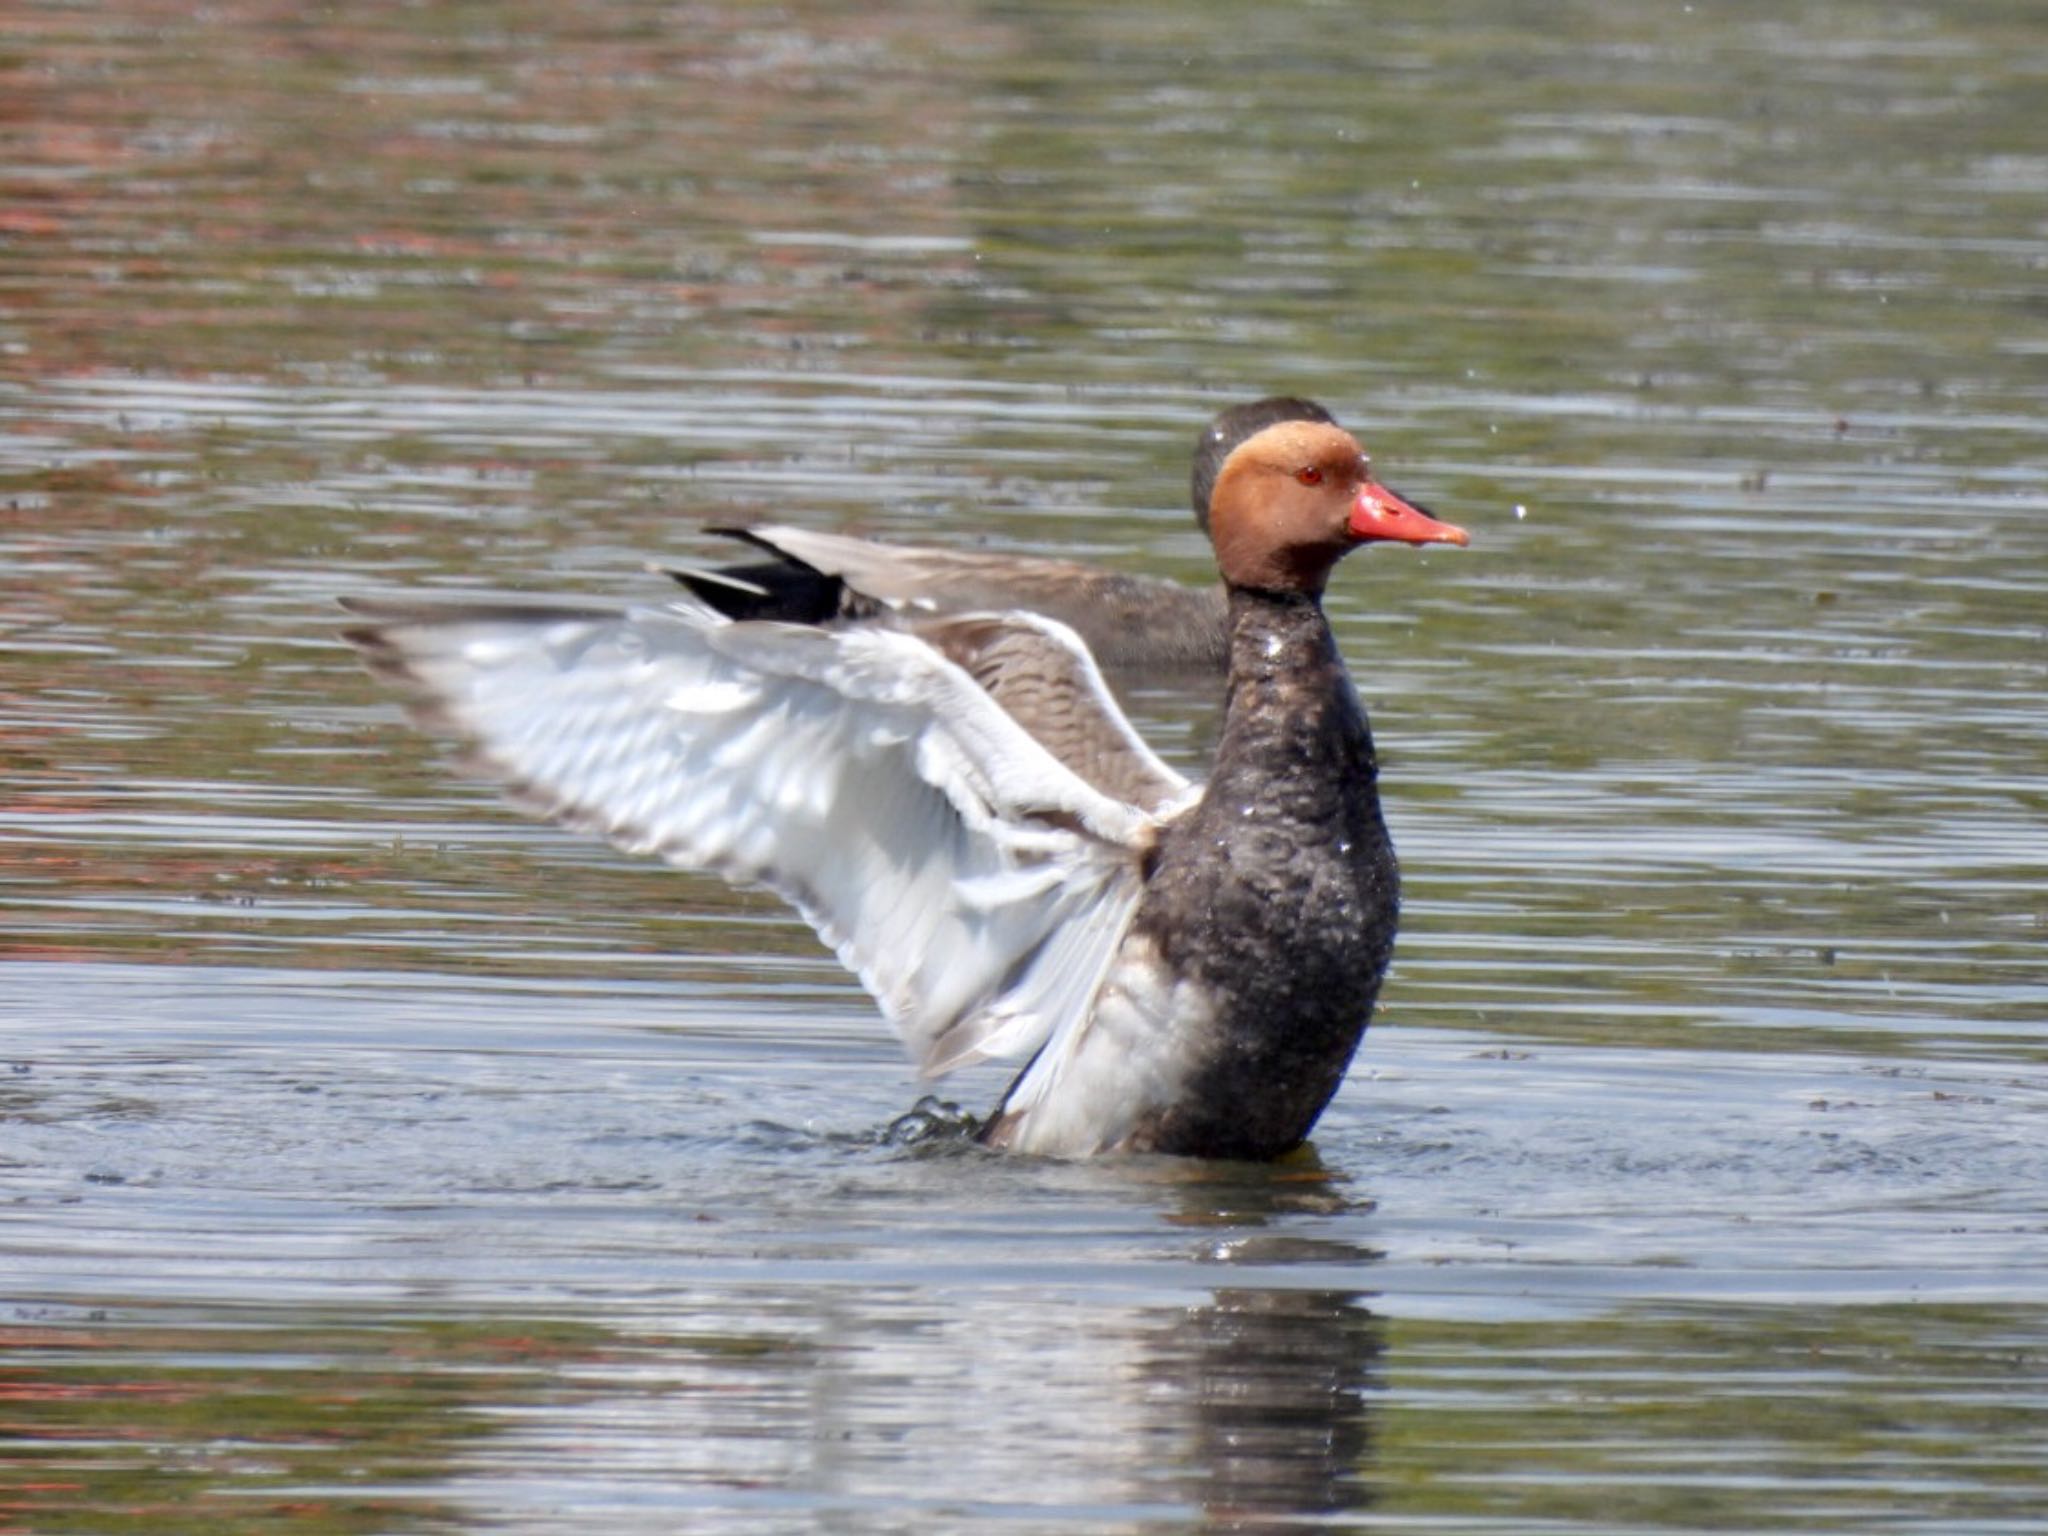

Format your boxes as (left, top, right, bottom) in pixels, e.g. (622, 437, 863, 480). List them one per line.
(668, 555, 852, 625)
(335, 612, 415, 677)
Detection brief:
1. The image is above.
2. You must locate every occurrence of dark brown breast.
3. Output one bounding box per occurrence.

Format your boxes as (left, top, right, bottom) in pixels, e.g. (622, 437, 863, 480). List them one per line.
(1123, 588, 1399, 1157)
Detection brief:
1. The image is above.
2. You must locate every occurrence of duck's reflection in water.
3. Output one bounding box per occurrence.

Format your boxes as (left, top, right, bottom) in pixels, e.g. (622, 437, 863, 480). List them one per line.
(1141, 1283, 1382, 1526)
(441, 1154, 1385, 1529)
(1142, 1154, 1385, 1527)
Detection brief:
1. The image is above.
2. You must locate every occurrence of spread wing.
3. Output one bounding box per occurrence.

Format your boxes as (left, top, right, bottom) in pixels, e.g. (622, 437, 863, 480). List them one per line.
(720, 525, 1230, 669)
(340, 594, 1171, 1076)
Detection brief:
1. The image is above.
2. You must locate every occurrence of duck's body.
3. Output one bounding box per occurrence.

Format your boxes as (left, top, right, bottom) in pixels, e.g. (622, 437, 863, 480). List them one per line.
(984, 589, 1396, 1156)
(343, 417, 1465, 1159)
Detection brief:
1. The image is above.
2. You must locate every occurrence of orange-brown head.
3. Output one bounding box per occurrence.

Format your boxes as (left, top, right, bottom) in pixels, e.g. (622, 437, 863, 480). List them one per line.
(1206, 421, 1468, 595)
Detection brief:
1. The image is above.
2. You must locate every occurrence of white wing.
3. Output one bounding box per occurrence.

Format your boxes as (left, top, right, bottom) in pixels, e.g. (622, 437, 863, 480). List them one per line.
(342, 595, 1170, 1076)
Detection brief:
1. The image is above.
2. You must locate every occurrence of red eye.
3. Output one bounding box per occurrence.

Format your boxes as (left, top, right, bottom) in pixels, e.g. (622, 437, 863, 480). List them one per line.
(1295, 466, 1324, 486)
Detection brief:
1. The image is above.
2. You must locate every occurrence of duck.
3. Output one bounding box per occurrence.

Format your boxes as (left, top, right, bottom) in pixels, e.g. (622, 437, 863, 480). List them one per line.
(669, 396, 1380, 670)
(341, 417, 1467, 1159)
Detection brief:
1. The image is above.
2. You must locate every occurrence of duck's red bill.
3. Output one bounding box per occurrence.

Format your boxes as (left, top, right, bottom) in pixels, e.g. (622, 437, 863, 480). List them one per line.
(1349, 482, 1470, 547)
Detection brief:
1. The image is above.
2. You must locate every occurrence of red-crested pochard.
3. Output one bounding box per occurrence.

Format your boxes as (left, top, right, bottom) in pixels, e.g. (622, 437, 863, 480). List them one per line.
(342, 417, 1467, 1158)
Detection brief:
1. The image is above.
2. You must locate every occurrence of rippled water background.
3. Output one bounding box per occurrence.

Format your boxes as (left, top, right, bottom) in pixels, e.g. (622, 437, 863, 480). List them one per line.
(5, 2, 2046, 1531)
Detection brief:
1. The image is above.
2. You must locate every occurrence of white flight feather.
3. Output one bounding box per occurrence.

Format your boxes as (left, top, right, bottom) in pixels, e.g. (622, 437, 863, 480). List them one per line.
(354, 597, 1173, 1078)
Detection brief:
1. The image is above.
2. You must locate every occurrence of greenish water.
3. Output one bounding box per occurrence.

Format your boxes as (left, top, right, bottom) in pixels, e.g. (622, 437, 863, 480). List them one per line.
(4, 2, 2046, 1531)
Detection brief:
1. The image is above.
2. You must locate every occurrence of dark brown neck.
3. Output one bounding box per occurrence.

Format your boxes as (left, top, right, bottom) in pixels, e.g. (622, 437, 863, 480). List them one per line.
(1220, 586, 1369, 769)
